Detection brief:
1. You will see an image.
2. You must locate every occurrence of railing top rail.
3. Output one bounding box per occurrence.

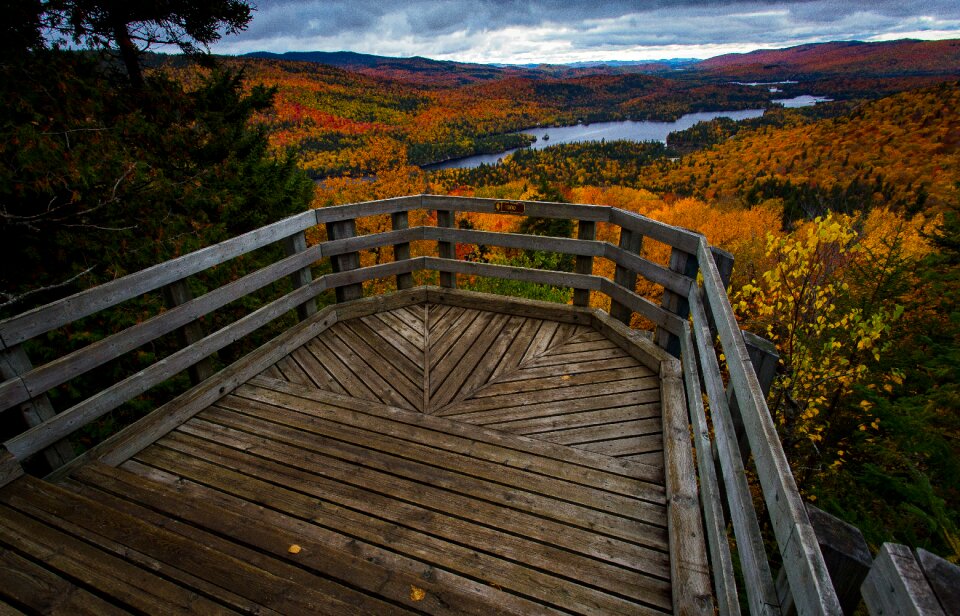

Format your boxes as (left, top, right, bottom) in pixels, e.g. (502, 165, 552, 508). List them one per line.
(696, 236, 842, 615)
(0, 209, 320, 348)
(0, 194, 704, 349)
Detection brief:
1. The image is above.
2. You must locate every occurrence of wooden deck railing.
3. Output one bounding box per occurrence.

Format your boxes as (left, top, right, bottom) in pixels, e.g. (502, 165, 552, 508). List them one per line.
(0, 194, 845, 614)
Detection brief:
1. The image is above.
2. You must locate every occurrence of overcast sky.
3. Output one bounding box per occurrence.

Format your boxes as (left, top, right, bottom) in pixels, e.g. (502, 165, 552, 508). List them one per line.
(209, 0, 960, 63)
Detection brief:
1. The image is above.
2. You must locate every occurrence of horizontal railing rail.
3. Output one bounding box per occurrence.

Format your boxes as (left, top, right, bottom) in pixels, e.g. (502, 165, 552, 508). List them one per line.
(0, 193, 840, 614)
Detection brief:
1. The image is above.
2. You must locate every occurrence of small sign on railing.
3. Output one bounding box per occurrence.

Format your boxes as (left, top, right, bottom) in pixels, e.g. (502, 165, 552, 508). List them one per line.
(494, 201, 525, 214)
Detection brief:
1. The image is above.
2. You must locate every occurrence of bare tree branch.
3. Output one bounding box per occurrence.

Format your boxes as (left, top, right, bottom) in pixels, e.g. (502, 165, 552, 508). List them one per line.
(0, 266, 96, 310)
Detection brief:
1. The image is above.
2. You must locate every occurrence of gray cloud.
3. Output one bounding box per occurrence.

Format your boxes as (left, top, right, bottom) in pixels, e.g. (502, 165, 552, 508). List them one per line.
(214, 0, 960, 61)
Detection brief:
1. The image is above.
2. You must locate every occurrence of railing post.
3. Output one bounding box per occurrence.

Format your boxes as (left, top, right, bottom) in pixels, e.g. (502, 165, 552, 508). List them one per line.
(0, 345, 74, 469)
(657, 247, 698, 356)
(573, 220, 596, 307)
(862, 543, 949, 615)
(326, 218, 363, 302)
(777, 504, 873, 616)
(391, 211, 414, 290)
(163, 280, 217, 385)
(282, 230, 318, 320)
(437, 208, 456, 289)
(609, 227, 643, 323)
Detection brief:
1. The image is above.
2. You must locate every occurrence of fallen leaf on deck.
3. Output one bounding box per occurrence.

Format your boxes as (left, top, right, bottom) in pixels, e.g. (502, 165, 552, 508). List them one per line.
(410, 585, 426, 601)
(288, 544, 302, 554)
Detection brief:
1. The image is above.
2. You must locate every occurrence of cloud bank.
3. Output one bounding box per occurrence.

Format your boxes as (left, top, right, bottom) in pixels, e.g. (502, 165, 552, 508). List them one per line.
(210, 0, 960, 62)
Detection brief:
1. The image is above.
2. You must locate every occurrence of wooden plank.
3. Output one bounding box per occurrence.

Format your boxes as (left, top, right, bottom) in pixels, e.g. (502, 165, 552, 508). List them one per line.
(326, 218, 363, 302)
(0, 502, 237, 615)
(611, 226, 643, 324)
(134, 441, 663, 615)
(603, 242, 693, 297)
(70, 463, 490, 616)
(276, 354, 314, 386)
(698, 238, 842, 616)
(305, 338, 380, 402)
(471, 366, 652, 397)
(375, 309, 427, 352)
(393, 304, 427, 335)
(359, 313, 423, 363)
(330, 282, 427, 321)
(426, 226, 604, 258)
(425, 287, 593, 327)
(425, 257, 602, 291)
(1, 477, 286, 615)
(177, 416, 671, 570)
(44, 300, 339, 480)
(680, 323, 741, 616)
(0, 346, 74, 469)
(441, 378, 660, 414)
(319, 226, 422, 258)
(429, 308, 481, 366)
(391, 211, 415, 290)
(489, 318, 542, 380)
(589, 309, 675, 373)
(575, 434, 662, 457)
(0, 547, 128, 616)
(778, 504, 873, 616)
(0, 209, 318, 347)
(93, 461, 551, 616)
(574, 220, 596, 306)
(661, 372, 715, 615)
(689, 284, 781, 616)
(288, 347, 347, 393)
(282, 230, 318, 320)
(190, 407, 664, 550)
(862, 543, 946, 616)
(520, 320, 561, 364)
(423, 194, 611, 223)
(444, 389, 662, 426)
(519, 343, 625, 370)
(600, 278, 685, 334)
(240, 379, 666, 499)
(314, 195, 422, 225)
(491, 355, 641, 382)
(608, 207, 701, 254)
(490, 403, 662, 434)
(0, 242, 325, 415)
(916, 548, 960, 613)
(324, 326, 420, 410)
(430, 313, 510, 409)
(537, 418, 661, 446)
(6, 275, 335, 461)
(447, 314, 527, 404)
(339, 321, 423, 396)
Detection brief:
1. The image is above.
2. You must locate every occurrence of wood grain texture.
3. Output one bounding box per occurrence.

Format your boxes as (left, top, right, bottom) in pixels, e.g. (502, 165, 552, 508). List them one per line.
(0, 290, 726, 614)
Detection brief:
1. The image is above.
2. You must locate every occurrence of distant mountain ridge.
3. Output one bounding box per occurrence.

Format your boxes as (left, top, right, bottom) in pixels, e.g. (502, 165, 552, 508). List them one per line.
(697, 39, 960, 79)
(242, 39, 960, 83)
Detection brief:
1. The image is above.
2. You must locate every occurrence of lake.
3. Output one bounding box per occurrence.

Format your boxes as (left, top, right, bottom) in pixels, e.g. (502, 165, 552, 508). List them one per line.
(423, 96, 829, 170)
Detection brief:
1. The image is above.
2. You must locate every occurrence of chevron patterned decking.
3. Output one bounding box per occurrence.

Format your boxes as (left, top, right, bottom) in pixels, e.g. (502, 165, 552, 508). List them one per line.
(0, 291, 689, 615)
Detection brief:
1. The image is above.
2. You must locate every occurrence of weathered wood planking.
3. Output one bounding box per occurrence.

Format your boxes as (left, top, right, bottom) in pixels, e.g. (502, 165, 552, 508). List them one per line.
(689, 285, 781, 616)
(0, 209, 318, 347)
(679, 323, 741, 616)
(698, 238, 842, 615)
(0, 243, 325, 414)
(862, 544, 947, 616)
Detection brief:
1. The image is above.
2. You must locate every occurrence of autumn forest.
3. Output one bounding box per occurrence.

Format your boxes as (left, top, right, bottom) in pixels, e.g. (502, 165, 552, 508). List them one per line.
(3, 2, 960, 568)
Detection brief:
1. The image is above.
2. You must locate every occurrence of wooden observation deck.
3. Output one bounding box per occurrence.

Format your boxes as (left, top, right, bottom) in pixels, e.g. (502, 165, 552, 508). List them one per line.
(0, 195, 847, 615)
